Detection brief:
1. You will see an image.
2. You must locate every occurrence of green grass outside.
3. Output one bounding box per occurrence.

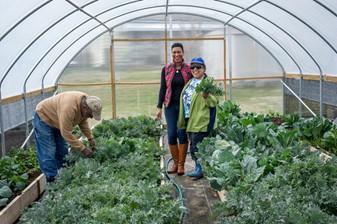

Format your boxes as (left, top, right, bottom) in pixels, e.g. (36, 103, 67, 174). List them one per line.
(58, 68, 283, 125)
(230, 82, 283, 114)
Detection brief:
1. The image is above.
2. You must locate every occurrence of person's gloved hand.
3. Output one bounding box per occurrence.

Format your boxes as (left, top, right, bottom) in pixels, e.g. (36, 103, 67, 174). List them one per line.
(82, 147, 93, 158)
(88, 138, 96, 150)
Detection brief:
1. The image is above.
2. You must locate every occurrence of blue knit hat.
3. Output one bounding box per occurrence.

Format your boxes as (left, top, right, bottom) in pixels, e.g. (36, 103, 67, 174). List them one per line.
(191, 57, 205, 68)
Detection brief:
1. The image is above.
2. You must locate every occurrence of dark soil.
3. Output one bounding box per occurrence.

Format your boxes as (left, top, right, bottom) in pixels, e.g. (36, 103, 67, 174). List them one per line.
(271, 117, 283, 125)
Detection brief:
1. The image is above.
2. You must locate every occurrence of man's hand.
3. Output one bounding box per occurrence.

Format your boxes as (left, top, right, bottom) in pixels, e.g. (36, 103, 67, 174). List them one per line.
(156, 108, 162, 120)
(82, 147, 93, 158)
(88, 138, 96, 150)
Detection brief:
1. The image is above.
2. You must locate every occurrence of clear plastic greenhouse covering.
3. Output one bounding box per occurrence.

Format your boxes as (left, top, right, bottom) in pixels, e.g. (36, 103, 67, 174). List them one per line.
(0, 0, 337, 100)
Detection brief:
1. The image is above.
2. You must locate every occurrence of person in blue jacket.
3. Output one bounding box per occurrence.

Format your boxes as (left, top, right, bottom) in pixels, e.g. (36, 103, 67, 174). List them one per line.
(178, 57, 218, 180)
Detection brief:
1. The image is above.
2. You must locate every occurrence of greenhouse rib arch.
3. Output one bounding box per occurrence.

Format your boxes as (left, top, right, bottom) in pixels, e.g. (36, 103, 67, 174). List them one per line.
(1, 1, 336, 98)
(1, 0, 337, 154)
(52, 12, 287, 85)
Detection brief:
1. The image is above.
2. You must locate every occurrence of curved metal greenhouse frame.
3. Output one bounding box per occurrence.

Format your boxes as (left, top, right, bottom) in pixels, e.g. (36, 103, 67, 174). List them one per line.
(0, 0, 337, 154)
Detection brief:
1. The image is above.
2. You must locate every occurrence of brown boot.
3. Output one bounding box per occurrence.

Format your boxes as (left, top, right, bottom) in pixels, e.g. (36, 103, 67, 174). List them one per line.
(168, 144, 179, 174)
(177, 143, 188, 175)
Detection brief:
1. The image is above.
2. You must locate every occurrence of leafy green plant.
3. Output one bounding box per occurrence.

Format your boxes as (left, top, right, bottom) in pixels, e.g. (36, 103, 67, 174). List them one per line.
(202, 103, 337, 223)
(282, 113, 301, 128)
(21, 116, 181, 223)
(0, 184, 12, 207)
(300, 117, 332, 143)
(218, 100, 241, 117)
(195, 77, 224, 96)
(322, 128, 337, 154)
(0, 147, 39, 207)
(93, 115, 162, 139)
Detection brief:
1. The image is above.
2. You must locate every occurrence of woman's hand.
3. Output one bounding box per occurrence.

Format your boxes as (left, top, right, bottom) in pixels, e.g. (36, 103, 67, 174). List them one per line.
(156, 108, 162, 120)
(202, 92, 209, 98)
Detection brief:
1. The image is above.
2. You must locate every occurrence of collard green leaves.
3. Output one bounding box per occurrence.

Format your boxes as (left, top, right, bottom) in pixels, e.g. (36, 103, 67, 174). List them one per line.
(195, 77, 224, 96)
(198, 101, 337, 223)
(0, 148, 39, 208)
(21, 116, 181, 224)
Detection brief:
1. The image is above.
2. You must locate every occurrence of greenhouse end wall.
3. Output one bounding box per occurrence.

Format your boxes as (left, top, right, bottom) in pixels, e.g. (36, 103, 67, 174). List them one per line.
(285, 78, 337, 119)
(0, 92, 53, 156)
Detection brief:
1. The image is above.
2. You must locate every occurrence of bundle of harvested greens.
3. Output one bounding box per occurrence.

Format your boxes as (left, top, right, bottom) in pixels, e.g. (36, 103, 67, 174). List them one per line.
(195, 77, 223, 96)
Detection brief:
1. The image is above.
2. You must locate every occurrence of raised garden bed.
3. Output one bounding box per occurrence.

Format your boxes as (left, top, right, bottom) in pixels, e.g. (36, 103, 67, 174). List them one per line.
(0, 174, 46, 224)
(20, 116, 182, 223)
(199, 101, 337, 223)
(215, 145, 332, 204)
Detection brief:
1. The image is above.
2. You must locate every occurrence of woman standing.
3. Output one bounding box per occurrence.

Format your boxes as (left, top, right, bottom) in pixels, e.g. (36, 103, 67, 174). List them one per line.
(178, 57, 218, 180)
(156, 43, 191, 175)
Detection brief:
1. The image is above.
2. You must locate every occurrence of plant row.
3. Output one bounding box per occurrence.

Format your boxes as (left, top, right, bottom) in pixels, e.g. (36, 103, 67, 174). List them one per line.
(216, 101, 337, 154)
(0, 148, 39, 207)
(198, 101, 337, 223)
(20, 116, 181, 224)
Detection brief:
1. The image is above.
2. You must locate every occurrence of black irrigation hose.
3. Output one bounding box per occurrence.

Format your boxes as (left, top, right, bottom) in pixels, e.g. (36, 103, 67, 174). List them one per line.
(164, 156, 186, 224)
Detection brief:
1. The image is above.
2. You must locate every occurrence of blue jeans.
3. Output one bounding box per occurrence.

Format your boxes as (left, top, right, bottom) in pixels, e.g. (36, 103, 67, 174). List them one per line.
(188, 132, 209, 161)
(164, 103, 188, 145)
(33, 112, 68, 180)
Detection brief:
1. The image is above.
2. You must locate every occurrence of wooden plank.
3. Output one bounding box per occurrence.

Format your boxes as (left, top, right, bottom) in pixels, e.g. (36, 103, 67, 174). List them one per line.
(19, 181, 39, 215)
(309, 146, 316, 152)
(113, 37, 224, 42)
(160, 155, 165, 186)
(58, 75, 287, 88)
(319, 152, 332, 162)
(230, 76, 282, 81)
(309, 146, 332, 162)
(58, 76, 287, 87)
(286, 74, 301, 79)
(1, 87, 56, 105)
(160, 155, 164, 170)
(0, 174, 46, 224)
(159, 135, 165, 186)
(303, 75, 320, 81)
(38, 174, 47, 194)
(325, 76, 337, 83)
(217, 190, 226, 202)
(58, 82, 111, 87)
(0, 194, 21, 224)
(58, 81, 160, 86)
(286, 73, 337, 83)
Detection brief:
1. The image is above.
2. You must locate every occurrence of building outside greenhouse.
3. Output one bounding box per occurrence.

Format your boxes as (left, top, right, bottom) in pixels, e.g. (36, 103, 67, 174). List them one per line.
(1, 1, 337, 224)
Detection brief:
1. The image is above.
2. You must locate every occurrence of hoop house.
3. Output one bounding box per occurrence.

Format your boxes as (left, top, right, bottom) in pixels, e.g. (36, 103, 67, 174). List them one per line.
(1, 0, 337, 155)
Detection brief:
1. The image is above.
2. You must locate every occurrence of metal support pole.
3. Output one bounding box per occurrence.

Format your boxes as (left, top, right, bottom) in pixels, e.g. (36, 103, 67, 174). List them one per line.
(164, 15, 168, 65)
(224, 0, 262, 26)
(164, 0, 169, 64)
(23, 91, 30, 148)
(228, 27, 233, 100)
(320, 74, 323, 116)
(65, 0, 111, 31)
(299, 74, 303, 116)
(223, 25, 227, 100)
(0, 99, 5, 156)
(169, 16, 173, 48)
(109, 31, 116, 119)
(21, 129, 34, 149)
(282, 75, 286, 116)
(281, 80, 316, 117)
